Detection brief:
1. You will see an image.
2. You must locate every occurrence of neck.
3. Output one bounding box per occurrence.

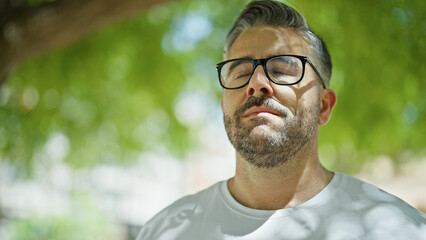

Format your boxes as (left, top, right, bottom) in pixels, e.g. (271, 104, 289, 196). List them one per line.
(228, 142, 333, 210)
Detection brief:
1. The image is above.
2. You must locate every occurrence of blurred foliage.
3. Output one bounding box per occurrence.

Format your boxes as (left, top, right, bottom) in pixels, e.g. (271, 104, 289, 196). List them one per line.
(0, 0, 425, 175)
(8, 193, 117, 240)
(28, 0, 57, 6)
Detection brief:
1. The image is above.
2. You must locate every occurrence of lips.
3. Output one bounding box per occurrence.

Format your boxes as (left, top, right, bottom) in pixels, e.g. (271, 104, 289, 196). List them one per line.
(242, 106, 283, 118)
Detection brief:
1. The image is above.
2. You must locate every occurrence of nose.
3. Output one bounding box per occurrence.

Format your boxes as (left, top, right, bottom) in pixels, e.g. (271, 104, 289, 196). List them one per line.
(246, 65, 273, 97)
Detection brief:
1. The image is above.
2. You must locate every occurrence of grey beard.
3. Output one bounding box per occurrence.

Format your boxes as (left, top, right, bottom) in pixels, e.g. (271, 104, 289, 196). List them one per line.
(224, 96, 319, 168)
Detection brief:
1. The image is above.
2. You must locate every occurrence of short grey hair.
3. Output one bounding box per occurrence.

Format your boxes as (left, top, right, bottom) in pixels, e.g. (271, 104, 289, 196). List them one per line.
(224, 0, 332, 87)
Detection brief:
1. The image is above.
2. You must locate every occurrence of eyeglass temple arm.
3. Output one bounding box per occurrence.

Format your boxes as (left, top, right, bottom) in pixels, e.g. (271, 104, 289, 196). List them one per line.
(306, 59, 327, 89)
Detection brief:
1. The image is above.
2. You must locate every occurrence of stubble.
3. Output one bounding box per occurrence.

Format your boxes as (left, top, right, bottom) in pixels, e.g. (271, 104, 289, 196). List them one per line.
(224, 95, 320, 168)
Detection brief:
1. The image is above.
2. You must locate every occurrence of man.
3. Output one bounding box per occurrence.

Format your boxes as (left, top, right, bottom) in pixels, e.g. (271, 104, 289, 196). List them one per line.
(137, 1, 426, 239)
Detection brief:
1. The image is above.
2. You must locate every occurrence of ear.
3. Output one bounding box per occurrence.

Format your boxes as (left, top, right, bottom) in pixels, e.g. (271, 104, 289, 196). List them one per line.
(318, 89, 337, 126)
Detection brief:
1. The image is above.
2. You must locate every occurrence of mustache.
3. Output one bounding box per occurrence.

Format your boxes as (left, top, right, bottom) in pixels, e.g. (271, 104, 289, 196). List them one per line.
(234, 95, 287, 117)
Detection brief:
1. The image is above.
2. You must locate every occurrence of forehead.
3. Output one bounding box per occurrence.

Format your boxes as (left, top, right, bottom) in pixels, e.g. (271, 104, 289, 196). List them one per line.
(227, 26, 310, 60)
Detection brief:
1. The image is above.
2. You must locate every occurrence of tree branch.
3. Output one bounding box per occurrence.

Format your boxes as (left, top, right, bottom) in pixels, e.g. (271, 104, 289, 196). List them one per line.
(0, 0, 174, 85)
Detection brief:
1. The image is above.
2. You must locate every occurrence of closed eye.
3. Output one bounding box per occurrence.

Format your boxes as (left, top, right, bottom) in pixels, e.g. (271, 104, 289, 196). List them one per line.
(236, 73, 251, 78)
(271, 71, 290, 76)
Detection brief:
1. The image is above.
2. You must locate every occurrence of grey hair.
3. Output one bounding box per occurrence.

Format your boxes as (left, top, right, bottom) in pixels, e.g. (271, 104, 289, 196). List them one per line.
(224, 0, 332, 87)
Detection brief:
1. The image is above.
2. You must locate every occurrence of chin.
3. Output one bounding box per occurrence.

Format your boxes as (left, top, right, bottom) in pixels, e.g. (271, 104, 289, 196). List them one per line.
(250, 124, 273, 135)
(249, 125, 283, 143)
(247, 117, 284, 132)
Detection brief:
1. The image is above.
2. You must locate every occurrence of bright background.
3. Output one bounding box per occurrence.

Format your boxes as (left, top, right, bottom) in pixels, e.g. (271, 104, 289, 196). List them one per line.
(0, 0, 425, 239)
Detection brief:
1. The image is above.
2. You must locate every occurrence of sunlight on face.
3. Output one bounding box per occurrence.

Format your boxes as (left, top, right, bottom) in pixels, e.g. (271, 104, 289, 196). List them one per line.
(222, 26, 322, 168)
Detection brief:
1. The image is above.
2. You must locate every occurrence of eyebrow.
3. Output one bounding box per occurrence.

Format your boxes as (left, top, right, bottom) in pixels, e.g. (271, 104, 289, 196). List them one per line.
(227, 60, 246, 74)
(272, 57, 297, 66)
(231, 54, 286, 61)
(238, 55, 255, 60)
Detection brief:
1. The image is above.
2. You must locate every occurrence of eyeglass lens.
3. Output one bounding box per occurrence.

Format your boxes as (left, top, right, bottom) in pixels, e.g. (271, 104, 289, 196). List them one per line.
(220, 56, 303, 89)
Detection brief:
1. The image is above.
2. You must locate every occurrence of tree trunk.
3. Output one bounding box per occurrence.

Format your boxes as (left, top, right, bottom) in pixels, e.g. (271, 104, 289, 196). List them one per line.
(0, 0, 174, 85)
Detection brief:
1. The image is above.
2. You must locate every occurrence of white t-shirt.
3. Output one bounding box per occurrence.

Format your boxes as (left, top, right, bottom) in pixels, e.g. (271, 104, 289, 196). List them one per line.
(137, 172, 426, 240)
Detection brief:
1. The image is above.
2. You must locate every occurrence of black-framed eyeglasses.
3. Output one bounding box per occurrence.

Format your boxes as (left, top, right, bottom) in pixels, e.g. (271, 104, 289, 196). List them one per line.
(216, 55, 327, 90)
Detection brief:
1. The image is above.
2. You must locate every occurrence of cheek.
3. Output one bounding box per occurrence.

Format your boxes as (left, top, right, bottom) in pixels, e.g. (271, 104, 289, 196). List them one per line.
(222, 91, 245, 115)
(295, 91, 321, 115)
(272, 87, 298, 113)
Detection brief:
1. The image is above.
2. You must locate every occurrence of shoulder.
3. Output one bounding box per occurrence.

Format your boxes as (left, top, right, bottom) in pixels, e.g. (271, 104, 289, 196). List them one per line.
(335, 172, 426, 223)
(136, 181, 224, 240)
(316, 173, 426, 239)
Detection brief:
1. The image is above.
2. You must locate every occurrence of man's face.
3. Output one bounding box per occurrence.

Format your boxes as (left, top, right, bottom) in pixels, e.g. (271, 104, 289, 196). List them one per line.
(222, 26, 323, 168)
